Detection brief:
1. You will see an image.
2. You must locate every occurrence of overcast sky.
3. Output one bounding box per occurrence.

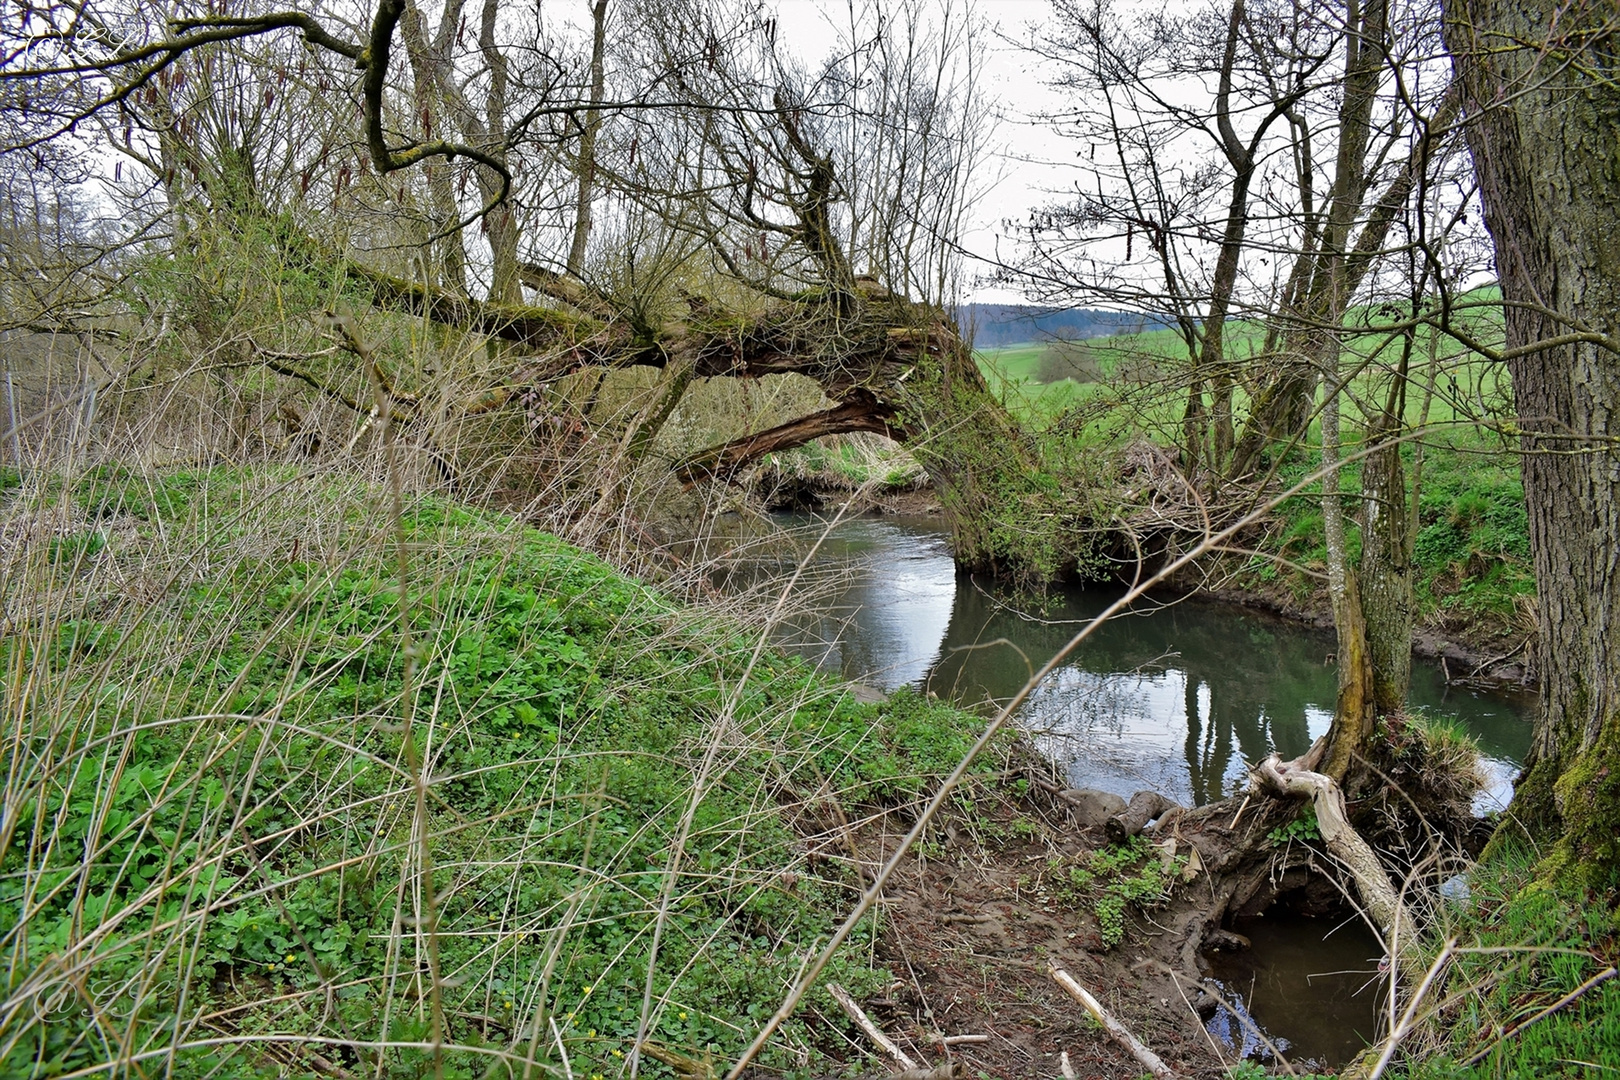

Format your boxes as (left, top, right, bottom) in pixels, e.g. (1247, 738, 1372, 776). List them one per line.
(774, 0, 1076, 303)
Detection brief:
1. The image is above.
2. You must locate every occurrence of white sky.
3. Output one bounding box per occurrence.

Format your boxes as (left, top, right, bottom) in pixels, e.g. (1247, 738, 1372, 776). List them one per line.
(773, 0, 1075, 303)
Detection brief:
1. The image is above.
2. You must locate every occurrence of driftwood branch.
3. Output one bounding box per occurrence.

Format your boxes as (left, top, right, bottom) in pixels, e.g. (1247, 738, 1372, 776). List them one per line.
(1047, 963, 1178, 1079)
(827, 982, 918, 1071)
(1253, 753, 1422, 979)
(1106, 791, 1181, 842)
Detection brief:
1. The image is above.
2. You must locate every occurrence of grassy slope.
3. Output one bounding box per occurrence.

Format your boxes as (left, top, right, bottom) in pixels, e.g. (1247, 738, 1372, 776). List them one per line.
(1393, 851, 1619, 1078)
(0, 466, 991, 1079)
(975, 316, 1534, 644)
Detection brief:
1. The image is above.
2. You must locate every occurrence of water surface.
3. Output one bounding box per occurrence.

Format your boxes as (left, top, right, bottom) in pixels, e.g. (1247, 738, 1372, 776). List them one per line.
(715, 510, 1533, 1067)
(738, 514, 1533, 809)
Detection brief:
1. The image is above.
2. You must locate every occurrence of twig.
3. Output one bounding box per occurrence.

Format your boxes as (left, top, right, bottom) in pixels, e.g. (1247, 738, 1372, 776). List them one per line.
(1047, 963, 1179, 1079)
(932, 1034, 990, 1046)
(1460, 965, 1617, 1068)
(1227, 794, 1251, 830)
(827, 982, 918, 1070)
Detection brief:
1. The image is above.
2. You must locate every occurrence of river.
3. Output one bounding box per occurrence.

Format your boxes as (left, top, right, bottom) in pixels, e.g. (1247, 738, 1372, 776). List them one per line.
(729, 513, 1532, 812)
(709, 510, 1533, 1068)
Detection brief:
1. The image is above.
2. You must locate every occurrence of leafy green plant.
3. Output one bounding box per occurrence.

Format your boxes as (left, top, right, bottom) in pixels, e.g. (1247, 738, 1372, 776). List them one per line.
(1057, 837, 1183, 948)
(1267, 806, 1322, 847)
(0, 466, 986, 1079)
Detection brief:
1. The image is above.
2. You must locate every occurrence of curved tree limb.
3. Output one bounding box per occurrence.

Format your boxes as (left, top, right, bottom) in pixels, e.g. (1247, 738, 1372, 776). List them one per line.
(674, 393, 901, 484)
(1253, 752, 1422, 981)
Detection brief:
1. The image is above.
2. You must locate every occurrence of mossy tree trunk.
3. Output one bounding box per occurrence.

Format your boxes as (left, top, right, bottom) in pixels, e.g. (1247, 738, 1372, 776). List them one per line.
(1447, 0, 1620, 889)
(321, 252, 1055, 574)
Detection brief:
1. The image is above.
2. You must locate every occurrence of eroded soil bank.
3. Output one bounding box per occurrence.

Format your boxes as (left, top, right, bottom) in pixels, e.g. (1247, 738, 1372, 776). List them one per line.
(820, 758, 1391, 1079)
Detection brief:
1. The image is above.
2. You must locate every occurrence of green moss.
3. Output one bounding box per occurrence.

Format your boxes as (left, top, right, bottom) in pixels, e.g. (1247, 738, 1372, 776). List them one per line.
(1550, 719, 1620, 893)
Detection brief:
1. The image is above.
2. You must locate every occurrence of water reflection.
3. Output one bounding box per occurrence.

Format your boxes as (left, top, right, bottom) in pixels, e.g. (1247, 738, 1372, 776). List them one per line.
(736, 514, 1533, 808)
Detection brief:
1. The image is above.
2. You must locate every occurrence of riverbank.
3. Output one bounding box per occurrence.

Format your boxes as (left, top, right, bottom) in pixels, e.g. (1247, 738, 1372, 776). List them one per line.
(5, 463, 1238, 1079)
(10, 464, 1603, 1079)
(0, 465, 997, 1078)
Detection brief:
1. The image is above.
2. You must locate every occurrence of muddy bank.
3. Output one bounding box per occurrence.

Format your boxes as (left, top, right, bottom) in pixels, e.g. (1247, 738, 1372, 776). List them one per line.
(834, 757, 1414, 1079)
(839, 742, 1465, 1078)
(1177, 572, 1536, 694)
(834, 770, 1229, 1079)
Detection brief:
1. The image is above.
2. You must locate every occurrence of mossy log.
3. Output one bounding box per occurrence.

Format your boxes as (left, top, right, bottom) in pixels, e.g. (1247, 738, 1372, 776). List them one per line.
(328, 258, 1080, 575)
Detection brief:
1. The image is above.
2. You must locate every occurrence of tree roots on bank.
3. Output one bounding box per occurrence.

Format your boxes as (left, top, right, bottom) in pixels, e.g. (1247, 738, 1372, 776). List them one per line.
(1045, 736, 1481, 1076)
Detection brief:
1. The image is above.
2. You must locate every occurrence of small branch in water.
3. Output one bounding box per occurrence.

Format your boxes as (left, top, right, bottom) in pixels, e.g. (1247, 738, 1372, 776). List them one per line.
(1048, 962, 1179, 1079)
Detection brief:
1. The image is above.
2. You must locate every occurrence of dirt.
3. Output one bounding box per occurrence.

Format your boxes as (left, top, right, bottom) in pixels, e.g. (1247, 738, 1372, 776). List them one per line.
(823, 770, 1262, 1080)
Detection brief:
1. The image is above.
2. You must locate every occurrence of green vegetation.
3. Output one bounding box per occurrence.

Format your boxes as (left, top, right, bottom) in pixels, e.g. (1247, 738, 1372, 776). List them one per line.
(0, 466, 992, 1079)
(1057, 837, 1183, 948)
(978, 316, 1534, 642)
(758, 433, 925, 493)
(1266, 806, 1322, 848)
(1392, 850, 1620, 1078)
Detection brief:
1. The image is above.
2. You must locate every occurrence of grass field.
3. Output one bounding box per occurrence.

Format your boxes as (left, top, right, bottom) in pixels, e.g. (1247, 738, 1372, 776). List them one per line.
(974, 302, 1532, 639)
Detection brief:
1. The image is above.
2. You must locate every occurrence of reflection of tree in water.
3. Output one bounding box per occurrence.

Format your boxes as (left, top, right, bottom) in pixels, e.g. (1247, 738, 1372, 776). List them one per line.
(924, 582, 1339, 804)
(712, 518, 1529, 802)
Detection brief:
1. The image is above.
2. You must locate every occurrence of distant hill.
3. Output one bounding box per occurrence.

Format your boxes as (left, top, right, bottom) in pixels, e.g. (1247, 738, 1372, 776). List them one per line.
(954, 304, 1159, 348)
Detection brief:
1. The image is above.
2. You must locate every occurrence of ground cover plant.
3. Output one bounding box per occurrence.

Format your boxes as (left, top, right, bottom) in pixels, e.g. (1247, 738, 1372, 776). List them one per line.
(0, 464, 988, 1079)
(1389, 847, 1620, 1078)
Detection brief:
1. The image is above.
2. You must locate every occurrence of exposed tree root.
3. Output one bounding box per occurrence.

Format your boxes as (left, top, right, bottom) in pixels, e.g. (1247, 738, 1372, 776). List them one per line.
(1252, 752, 1422, 981)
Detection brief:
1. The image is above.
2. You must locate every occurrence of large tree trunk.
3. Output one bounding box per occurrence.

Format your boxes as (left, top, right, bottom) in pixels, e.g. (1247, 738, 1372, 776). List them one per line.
(1447, 0, 1620, 887)
(1360, 390, 1413, 719)
(288, 241, 1053, 573)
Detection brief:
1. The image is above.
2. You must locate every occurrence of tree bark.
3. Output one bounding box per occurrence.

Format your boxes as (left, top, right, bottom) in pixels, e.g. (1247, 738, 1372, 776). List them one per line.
(1446, 0, 1620, 886)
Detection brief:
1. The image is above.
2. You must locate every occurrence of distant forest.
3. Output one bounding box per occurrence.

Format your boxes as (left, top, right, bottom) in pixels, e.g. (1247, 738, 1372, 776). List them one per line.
(956, 304, 1159, 348)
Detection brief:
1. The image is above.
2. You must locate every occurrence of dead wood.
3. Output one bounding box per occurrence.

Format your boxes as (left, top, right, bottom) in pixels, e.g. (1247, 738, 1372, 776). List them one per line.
(1253, 752, 1422, 980)
(1048, 962, 1179, 1079)
(1106, 791, 1181, 843)
(828, 982, 918, 1071)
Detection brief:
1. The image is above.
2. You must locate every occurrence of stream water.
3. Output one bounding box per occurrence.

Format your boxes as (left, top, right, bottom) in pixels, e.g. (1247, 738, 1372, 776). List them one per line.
(711, 511, 1535, 1065)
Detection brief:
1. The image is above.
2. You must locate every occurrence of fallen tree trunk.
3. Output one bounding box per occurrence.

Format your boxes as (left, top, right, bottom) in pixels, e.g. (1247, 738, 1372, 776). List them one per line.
(270, 238, 1079, 574)
(674, 392, 900, 483)
(1106, 791, 1181, 843)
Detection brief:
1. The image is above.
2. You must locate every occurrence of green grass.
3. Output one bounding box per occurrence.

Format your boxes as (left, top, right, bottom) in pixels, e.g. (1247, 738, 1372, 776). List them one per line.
(1393, 850, 1620, 1079)
(760, 434, 924, 491)
(977, 294, 1531, 636)
(0, 465, 991, 1079)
